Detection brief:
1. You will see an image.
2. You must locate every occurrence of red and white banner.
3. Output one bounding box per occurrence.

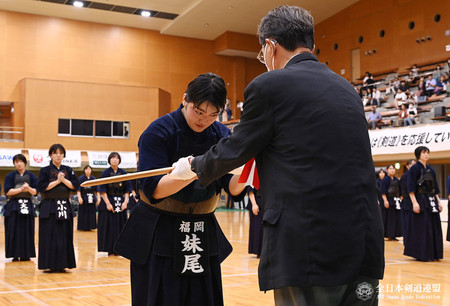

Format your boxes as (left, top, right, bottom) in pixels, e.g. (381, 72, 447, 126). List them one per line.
(28, 149, 81, 168)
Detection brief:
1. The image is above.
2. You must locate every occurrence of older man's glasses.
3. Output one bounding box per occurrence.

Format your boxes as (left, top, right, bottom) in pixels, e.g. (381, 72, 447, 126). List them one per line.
(257, 39, 277, 64)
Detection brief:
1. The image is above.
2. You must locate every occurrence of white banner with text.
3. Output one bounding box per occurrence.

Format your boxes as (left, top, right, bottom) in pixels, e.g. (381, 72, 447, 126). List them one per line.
(369, 123, 450, 155)
(28, 149, 82, 168)
(87, 151, 137, 169)
(0, 149, 22, 167)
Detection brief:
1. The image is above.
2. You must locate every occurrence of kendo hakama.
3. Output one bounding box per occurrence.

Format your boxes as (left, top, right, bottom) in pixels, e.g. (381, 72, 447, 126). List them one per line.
(400, 171, 412, 247)
(247, 188, 263, 257)
(376, 178, 387, 228)
(97, 168, 131, 253)
(380, 175, 403, 239)
(77, 175, 98, 231)
(404, 162, 443, 261)
(37, 163, 79, 271)
(447, 175, 450, 242)
(114, 106, 245, 306)
(3, 170, 38, 260)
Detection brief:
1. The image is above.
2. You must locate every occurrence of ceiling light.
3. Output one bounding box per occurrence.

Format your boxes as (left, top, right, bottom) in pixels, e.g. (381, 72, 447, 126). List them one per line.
(141, 10, 151, 17)
(73, 1, 84, 8)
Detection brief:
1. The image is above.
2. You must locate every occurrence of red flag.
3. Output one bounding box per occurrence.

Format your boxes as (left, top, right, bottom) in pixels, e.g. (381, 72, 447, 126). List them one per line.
(238, 158, 259, 189)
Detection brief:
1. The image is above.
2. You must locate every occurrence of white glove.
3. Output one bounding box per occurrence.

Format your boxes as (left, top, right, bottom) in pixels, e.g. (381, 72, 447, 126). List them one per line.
(168, 156, 197, 180)
(229, 165, 244, 175)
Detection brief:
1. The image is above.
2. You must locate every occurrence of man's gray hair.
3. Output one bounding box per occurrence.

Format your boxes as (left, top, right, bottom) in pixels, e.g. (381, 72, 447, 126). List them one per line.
(258, 5, 314, 51)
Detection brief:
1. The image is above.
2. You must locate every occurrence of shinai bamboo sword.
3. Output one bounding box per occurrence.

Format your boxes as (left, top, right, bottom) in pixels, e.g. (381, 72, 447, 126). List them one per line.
(80, 166, 175, 187)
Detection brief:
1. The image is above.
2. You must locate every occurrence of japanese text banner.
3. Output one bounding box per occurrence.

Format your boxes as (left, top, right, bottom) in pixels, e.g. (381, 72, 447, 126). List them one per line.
(369, 123, 450, 156)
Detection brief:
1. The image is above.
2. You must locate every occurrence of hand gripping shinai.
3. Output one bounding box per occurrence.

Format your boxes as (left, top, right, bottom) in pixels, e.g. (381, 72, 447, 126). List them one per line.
(79, 166, 175, 187)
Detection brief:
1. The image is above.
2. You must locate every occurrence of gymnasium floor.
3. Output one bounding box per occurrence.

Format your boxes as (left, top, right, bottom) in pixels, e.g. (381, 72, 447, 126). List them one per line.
(0, 209, 448, 305)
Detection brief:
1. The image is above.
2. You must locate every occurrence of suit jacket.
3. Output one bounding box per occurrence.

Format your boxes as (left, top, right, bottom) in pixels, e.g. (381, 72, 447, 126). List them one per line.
(192, 53, 385, 290)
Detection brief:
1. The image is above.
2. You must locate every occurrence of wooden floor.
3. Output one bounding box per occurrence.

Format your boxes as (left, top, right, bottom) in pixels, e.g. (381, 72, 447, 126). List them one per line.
(0, 209, 449, 305)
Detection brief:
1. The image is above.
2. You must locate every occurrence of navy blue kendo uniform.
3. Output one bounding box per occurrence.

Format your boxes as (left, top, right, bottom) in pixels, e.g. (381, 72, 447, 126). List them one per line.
(98, 167, 131, 253)
(405, 162, 443, 261)
(3, 170, 38, 259)
(380, 175, 403, 239)
(77, 175, 99, 231)
(400, 170, 412, 247)
(114, 105, 245, 306)
(37, 162, 79, 270)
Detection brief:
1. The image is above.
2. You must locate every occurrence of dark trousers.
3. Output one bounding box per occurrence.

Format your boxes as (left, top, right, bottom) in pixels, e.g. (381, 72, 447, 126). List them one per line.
(274, 276, 379, 306)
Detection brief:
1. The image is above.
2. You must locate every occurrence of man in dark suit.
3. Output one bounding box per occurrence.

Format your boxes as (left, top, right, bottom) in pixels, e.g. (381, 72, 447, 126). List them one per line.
(173, 5, 384, 305)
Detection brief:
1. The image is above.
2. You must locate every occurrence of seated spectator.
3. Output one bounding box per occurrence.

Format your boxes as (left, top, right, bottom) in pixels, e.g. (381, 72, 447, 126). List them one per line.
(367, 107, 382, 130)
(393, 88, 408, 109)
(410, 64, 420, 77)
(425, 74, 437, 97)
(405, 101, 418, 126)
(405, 71, 417, 86)
(386, 77, 400, 95)
(443, 58, 450, 75)
(434, 77, 444, 95)
(396, 103, 408, 127)
(362, 72, 375, 91)
(439, 75, 448, 92)
(360, 88, 369, 106)
(370, 87, 383, 107)
(363, 71, 373, 84)
(416, 76, 426, 97)
(398, 80, 410, 94)
(432, 64, 443, 80)
(225, 99, 232, 121)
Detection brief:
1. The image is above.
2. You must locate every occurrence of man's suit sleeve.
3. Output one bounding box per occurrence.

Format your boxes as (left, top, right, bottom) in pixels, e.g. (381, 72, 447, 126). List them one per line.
(192, 78, 274, 187)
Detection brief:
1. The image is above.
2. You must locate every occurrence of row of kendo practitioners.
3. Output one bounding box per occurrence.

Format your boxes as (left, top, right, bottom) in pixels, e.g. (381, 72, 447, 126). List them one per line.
(3, 145, 133, 272)
(377, 146, 449, 262)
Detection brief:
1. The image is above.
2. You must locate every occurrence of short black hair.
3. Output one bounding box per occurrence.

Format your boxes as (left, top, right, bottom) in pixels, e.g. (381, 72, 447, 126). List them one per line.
(49, 143, 66, 157)
(376, 169, 385, 179)
(83, 165, 93, 173)
(184, 73, 227, 112)
(13, 153, 27, 165)
(108, 152, 121, 164)
(258, 5, 314, 51)
(386, 164, 395, 170)
(414, 146, 429, 160)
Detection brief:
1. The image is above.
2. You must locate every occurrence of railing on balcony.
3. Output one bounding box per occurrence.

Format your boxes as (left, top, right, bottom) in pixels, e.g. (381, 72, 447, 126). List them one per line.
(0, 126, 24, 142)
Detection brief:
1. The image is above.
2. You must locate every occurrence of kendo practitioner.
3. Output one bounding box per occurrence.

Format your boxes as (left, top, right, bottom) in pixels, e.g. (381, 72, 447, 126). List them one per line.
(77, 165, 100, 231)
(127, 178, 139, 213)
(98, 152, 131, 255)
(447, 174, 450, 242)
(406, 146, 443, 261)
(247, 187, 263, 258)
(400, 159, 415, 248)
(376, 170, 386, 226)
(114, 73, 246, 306)
(380, 165, 403, 241)
(3, 154, 38, 261)
(186, 6, 384, 305)
(37, 144, 79, 273)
